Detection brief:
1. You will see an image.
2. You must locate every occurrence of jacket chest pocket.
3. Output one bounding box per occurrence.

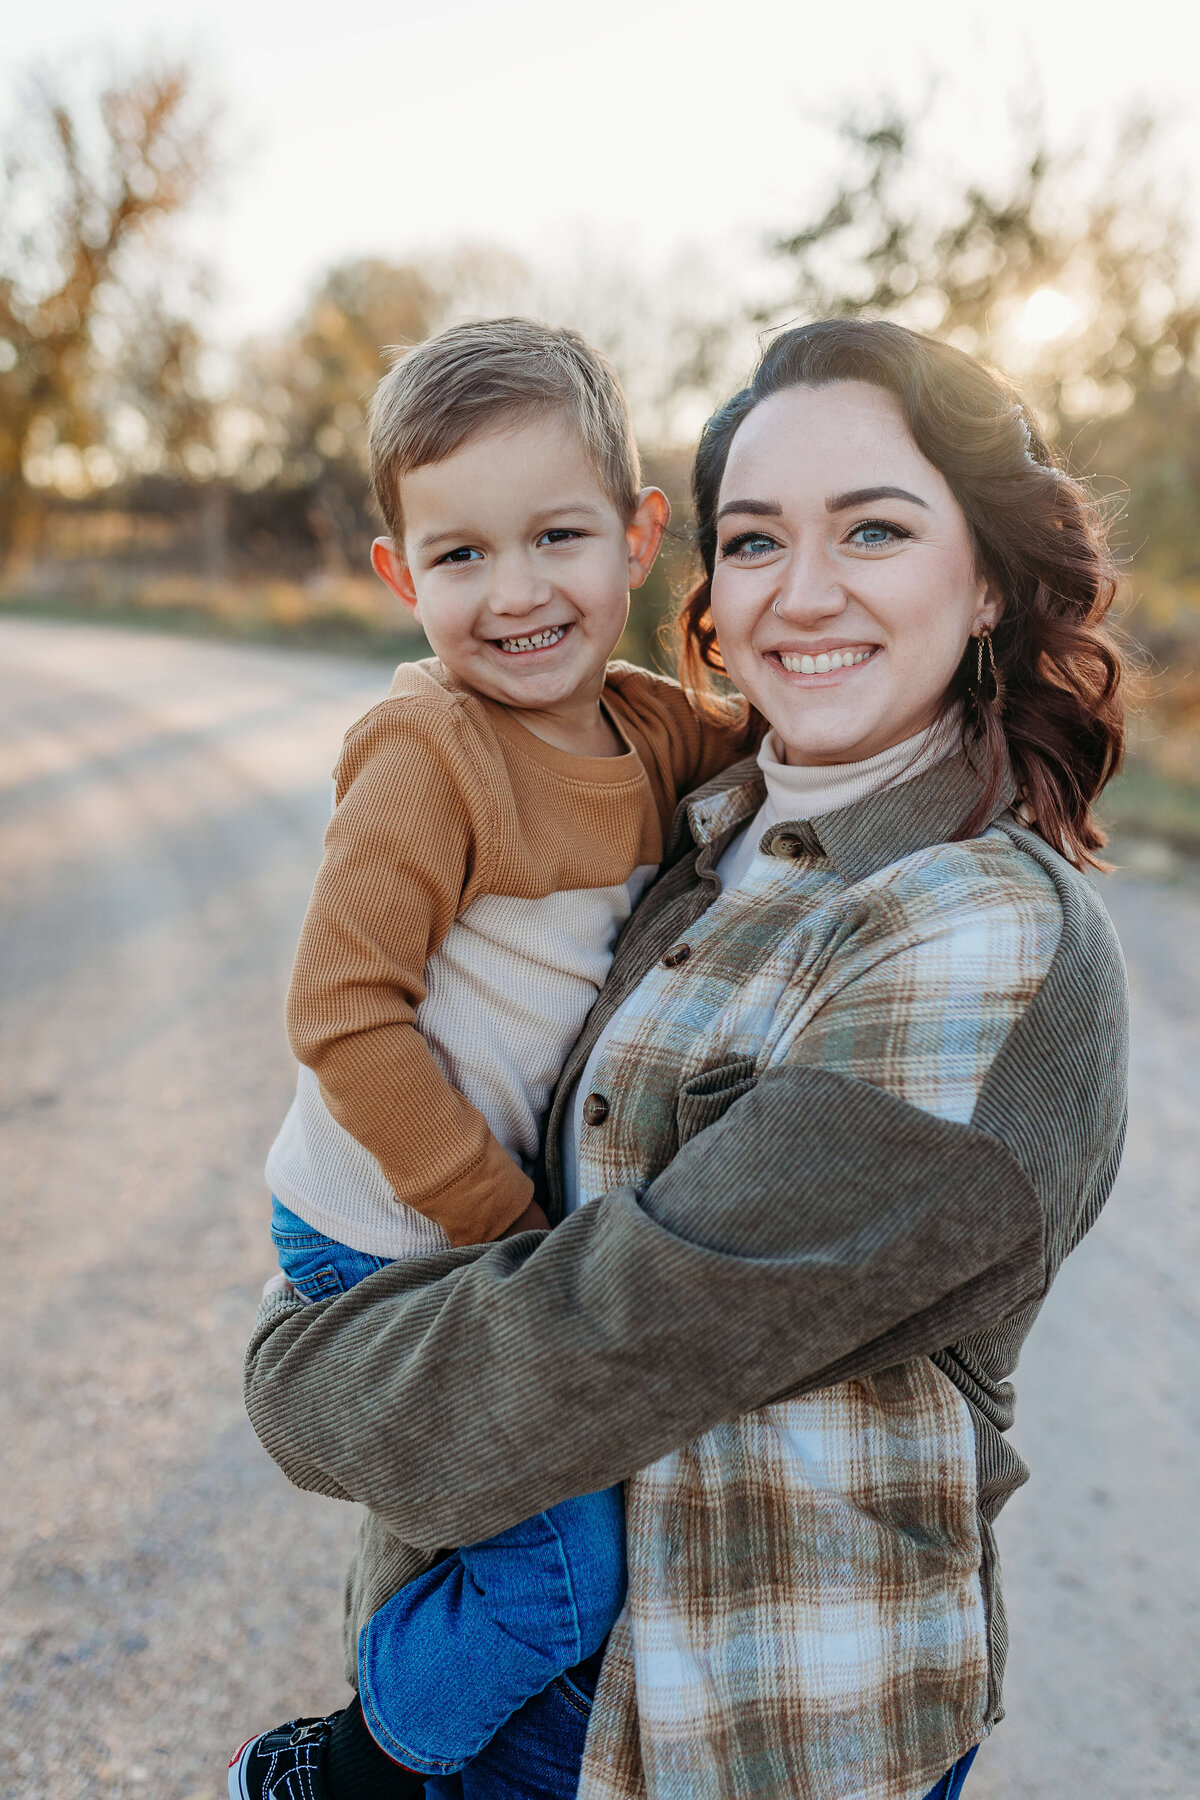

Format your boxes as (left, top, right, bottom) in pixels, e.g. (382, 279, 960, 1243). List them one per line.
(675, 1057, 758, 1148)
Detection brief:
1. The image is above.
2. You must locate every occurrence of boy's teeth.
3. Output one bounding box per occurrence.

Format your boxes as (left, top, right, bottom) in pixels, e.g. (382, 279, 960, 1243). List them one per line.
(497, 626, 568, 653)
(779, 649, 874, 674)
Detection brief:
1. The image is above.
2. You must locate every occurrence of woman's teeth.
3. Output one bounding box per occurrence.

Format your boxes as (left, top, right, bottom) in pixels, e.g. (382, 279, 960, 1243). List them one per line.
(779, 649, 875, 674)
(497, 626, 568, 654)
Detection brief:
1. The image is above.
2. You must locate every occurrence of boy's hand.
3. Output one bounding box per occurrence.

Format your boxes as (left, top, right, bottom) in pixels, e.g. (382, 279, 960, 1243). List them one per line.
(500, 1199, 550, 1238)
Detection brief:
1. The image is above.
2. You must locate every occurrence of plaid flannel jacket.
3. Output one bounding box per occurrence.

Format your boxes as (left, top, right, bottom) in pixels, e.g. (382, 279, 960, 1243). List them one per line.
(245, 752, 1130, 1800)
(554, 758, 1061, 1800)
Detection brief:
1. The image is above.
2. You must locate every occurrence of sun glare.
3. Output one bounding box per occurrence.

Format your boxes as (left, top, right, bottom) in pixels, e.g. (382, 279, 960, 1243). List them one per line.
(1016, 287, 1083, 345)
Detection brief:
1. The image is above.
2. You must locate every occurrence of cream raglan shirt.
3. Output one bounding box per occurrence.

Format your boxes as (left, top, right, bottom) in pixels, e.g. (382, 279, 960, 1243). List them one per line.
(266, 658, 745, 1254)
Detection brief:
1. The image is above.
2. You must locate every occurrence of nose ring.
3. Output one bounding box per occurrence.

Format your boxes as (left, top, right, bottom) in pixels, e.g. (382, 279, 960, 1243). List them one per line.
(772, 598, 782, 617)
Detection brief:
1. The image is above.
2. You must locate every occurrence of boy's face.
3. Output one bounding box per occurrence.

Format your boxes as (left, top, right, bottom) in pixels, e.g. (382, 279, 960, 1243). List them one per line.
(372, 413, 667, 717)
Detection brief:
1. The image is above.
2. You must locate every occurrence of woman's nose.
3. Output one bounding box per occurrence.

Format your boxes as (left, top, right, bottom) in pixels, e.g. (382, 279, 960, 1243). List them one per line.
(769, 545, 849, 625)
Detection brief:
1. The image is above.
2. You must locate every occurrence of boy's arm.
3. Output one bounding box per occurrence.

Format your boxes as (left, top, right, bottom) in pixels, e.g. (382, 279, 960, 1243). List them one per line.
(287, 698, 535, 1247)
(604, 663, 759, 820)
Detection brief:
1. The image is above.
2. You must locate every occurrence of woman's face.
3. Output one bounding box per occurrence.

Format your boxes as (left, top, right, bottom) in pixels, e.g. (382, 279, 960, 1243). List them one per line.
(709, 380, 1001, 765)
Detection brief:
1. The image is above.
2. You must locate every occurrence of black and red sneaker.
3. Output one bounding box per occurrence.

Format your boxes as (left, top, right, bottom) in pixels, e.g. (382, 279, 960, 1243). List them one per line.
(228, 1714, 335, 1799)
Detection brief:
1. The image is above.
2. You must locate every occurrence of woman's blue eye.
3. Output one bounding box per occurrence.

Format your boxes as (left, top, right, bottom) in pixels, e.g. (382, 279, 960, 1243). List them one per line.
(848, 520, 908, 548)
(722, 531, 780, 560)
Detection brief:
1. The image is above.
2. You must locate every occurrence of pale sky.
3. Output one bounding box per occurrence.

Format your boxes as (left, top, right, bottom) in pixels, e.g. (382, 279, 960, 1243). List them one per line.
(4, 0, 1198, 344)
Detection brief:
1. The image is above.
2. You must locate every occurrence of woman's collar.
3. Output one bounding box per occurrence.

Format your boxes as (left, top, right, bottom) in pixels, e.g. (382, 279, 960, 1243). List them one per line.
(681, 746, 1016, 881)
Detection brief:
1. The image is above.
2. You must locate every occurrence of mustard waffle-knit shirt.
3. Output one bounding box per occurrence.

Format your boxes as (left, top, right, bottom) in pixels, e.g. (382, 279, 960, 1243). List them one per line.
(265, 657, 742, 1252)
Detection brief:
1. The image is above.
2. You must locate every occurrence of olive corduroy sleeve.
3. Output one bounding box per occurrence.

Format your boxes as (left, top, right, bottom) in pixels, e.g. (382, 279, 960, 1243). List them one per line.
(243, 1064, 1046, 1550)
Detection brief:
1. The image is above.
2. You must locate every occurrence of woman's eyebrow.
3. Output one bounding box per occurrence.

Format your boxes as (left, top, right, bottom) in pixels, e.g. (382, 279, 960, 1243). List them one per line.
(716, 498, 783, 521)
(827, 485, 930, 512)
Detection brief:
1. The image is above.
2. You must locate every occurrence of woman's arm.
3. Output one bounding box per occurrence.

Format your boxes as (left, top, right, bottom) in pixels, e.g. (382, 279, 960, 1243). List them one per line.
(244, 826, 1127, 1550)
(245, 1066, 1049, 1548)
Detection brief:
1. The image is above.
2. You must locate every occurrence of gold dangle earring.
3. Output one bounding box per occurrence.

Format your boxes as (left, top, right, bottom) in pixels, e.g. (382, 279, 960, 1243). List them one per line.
(973, 627, 1005, 716)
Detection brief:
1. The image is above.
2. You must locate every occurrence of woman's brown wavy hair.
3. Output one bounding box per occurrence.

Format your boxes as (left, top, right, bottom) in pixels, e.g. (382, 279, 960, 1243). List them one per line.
(676, 318, 1125, 869)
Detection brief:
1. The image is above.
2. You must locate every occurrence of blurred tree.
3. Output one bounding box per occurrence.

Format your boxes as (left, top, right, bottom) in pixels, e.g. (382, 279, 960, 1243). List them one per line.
(765, 108, 1200, 602)
(233, 248, 527, 572)
(0, 58, 218, 571)
(235, 258, 441, 571)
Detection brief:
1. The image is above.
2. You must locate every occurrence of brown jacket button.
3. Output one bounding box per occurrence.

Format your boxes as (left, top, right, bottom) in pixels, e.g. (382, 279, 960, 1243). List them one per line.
(582, 1093, 610, 1126)
(662, 942, 691, 967)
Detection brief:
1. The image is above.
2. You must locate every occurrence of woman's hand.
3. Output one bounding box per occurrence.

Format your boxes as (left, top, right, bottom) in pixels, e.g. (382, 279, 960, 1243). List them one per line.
(261, 1271, 302, 1303)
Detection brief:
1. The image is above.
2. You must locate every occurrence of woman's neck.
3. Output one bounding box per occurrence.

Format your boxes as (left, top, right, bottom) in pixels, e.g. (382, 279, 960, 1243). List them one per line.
(757, 711, 960, 823)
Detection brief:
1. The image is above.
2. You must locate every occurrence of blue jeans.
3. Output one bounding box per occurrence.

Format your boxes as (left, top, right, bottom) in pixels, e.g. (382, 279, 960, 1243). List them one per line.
(269, 1194, 394, 1300)
(424, 1652, 602, 1800)
(269, 1199, 627, 1774)
(922, 1744, 979, 1799)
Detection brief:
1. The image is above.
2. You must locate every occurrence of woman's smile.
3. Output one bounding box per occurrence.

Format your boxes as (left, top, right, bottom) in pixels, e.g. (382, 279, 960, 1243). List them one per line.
(770, 643, 881, 679)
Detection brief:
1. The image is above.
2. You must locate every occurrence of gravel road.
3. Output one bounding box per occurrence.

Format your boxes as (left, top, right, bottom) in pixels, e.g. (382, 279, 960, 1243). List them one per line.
(1, 618, 1196, 1800)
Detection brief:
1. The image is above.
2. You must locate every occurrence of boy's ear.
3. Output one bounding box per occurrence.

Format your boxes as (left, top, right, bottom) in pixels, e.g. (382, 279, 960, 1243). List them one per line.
(371, 537, 419, 615)
(626, 487, 670, 591)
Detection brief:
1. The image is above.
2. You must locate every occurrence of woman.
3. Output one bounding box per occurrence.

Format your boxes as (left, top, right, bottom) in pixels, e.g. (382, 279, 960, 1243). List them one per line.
(244, 319, 1129, 1800)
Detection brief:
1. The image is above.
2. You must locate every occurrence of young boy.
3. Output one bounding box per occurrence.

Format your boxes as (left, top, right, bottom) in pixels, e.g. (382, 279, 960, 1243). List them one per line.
(230, 320, 745, 1800)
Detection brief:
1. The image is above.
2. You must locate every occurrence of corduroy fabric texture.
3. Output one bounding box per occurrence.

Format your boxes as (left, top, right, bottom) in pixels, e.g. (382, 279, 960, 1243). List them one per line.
(243, 751, 1129, 1800)
(270, 656, 743, 1248)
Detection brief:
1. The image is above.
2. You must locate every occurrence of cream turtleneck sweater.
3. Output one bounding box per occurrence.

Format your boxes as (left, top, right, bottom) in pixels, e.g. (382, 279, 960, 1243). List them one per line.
(715, 715, 960, 890)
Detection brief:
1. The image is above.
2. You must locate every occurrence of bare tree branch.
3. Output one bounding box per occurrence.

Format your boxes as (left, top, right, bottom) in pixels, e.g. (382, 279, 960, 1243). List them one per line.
(0, 56, 219, 568)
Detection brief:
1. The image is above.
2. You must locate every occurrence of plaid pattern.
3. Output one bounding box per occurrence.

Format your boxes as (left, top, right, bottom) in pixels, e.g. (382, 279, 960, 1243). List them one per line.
(576, 769, 1062, 1800)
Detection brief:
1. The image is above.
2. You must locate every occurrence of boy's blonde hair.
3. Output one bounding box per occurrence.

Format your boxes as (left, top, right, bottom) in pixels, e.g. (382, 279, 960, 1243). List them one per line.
(367, 317, 642, 544)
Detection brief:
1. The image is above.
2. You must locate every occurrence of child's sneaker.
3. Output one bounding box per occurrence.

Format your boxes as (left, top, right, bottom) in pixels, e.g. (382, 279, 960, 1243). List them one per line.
(228, 1714, 334, 1799)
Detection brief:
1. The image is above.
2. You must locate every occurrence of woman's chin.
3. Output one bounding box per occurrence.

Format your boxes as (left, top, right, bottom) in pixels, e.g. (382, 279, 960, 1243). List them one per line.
(769, 708, 894, 768)
(762, 687, 943, 768)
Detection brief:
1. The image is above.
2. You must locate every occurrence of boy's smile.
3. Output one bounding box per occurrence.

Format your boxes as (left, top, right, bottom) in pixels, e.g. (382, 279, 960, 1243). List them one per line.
(371, 414, 668, 755)
(494, 624, 570, 655)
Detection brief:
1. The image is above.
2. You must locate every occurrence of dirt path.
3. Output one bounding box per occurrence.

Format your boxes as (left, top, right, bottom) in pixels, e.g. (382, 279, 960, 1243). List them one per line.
(1, 619, 1196, 1800)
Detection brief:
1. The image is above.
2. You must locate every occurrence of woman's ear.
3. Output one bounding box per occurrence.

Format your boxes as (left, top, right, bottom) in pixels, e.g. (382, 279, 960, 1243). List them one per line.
(371, 537, 420, 616)
(972, 575, 1005, 639)
(626, 487, 671, 590)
